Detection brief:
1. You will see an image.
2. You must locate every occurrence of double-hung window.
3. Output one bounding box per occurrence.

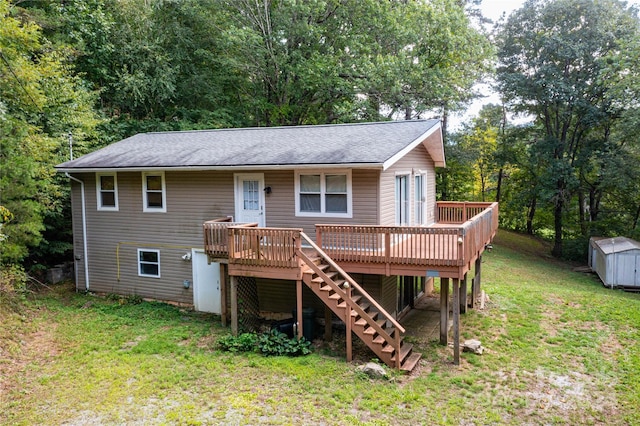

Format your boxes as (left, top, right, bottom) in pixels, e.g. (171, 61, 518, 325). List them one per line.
(296, 170, 351, 218)
(138, 249, 160, 278)
(142, 172, 166, 212)
(96, 173, 118, 211)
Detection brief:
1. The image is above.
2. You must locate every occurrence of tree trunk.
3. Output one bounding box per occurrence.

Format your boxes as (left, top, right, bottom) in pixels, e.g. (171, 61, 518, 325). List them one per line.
(495, 168, 503, 203)
(633, 204, 640, 230)
(578, 189, 587, 237)
(552, 199, 563, 258)
(526, 196, 536, 235)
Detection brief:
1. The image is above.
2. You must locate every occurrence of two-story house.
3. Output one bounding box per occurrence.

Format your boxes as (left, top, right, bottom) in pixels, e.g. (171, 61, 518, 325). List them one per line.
(57, 120, 498, 370)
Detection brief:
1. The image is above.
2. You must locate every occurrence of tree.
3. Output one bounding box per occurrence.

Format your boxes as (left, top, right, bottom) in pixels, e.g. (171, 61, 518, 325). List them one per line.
(223, 0, 493, 125)
(495, 0, 640, 257)
(0, 0, 97, 265)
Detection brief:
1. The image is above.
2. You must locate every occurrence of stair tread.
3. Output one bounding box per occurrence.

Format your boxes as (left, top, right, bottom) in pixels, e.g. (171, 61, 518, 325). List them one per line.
(328, 293, 342, 300)
(391, 343, 413, 363)
(372, 335, 386, 345)
(381, 343, 395, 354)
(304, 263, 330, 275)
(400, 352, 422, 372)
(319, 285, 334, 292)
(354, 317, 367, 326)
(353, 311, 378, 326)
(336, 295, 362, 308)
(363, 319, 387, 335)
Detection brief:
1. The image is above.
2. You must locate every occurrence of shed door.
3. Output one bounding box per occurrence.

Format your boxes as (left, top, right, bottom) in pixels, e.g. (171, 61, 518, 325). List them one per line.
(617, 253, 637, 287)
(192, 249, 221, 313)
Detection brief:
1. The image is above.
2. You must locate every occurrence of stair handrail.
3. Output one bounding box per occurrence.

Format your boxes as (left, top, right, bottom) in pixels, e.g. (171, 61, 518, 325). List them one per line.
(299, 232, 406, 337)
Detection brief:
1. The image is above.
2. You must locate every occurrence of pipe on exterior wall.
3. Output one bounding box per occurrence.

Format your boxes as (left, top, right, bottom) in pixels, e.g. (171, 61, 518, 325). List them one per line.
(65, 173, 89, 291)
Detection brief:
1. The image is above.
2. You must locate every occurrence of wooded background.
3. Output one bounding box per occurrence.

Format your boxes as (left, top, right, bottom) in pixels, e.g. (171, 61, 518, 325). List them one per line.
(1, 0, 639, 275)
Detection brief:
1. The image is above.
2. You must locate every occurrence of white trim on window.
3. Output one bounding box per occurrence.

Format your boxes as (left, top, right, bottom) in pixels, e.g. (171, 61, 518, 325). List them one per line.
(142, 172, 166, 213)
(395, 173, 410, 226)
(294, 170, 352, 218)
(96, 172, 119, 211)
(137, 248, 161, 278)
(414, 173, 426, 225)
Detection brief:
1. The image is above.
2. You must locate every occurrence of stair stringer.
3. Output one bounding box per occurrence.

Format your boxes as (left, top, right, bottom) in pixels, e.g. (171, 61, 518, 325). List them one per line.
(296, 234, 420, 371)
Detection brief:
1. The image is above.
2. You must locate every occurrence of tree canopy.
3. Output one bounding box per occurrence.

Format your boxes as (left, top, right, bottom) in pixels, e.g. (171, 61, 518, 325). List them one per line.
(0, 0, 98, 265)
(1, 0, 493, 271)
(442, 0, 640, 260)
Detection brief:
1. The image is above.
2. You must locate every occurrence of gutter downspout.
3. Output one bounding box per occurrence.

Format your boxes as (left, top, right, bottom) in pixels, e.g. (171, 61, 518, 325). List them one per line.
(65, 173, 89, 291)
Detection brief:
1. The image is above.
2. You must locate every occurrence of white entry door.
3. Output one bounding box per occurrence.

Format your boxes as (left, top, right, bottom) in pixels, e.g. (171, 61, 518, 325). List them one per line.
(235, 173, 266, 226)
(192, 249, 221, 314)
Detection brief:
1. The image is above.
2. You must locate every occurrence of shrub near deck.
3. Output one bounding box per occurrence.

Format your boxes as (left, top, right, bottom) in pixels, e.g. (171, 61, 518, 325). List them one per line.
(2, 230, 640, 425)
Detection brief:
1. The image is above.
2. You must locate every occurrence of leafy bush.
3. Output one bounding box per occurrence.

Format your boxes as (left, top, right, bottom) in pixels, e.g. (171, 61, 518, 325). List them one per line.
(217, 330, 313, 357)
(257, 330, 312, 357)
(217, 333, 258, 353)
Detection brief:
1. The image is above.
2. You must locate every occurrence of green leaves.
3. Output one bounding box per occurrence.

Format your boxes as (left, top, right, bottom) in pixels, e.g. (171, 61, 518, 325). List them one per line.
(217, 330, 312, 357)
(495, 0, 640, 257)
(0, 0, 98, 265)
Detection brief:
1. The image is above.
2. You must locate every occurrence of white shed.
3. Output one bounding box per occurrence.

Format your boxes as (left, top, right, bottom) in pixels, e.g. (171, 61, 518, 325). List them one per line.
(589, 237, 640, 289)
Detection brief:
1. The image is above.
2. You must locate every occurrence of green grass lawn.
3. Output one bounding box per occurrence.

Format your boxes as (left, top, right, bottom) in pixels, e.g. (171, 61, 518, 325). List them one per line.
(2, 230, 640, 425)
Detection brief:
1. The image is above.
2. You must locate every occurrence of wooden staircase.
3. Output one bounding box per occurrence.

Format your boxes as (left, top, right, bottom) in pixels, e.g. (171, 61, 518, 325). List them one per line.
(297, 233, 421, 372)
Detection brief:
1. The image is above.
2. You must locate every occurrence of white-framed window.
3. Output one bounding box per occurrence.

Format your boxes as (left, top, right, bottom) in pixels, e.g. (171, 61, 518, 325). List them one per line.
(142, 172, 166, 212)
(395, 173, 410, 225)
(138, 248, 160, 278)
(96, 173, 118, 211)
(295, 170, 352, 218)
(414, 173, 426, 225)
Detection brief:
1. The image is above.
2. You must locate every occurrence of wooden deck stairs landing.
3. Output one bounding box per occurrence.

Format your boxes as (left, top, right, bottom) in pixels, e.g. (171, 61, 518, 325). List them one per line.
(297, 233, 421, 372)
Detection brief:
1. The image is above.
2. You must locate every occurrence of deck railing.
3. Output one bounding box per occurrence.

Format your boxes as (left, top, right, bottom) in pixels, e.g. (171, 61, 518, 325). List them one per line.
(228, 226, 302, 268)
(203, 218, 258, 259)
(437, 201, 496, 224)
(203, 202, 498, 270)
(315, 225, 463, 267)
(316, 202, 498, 268)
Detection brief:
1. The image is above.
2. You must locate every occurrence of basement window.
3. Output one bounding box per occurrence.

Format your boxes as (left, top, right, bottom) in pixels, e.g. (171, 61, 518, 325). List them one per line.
(138, 249, 160, 278)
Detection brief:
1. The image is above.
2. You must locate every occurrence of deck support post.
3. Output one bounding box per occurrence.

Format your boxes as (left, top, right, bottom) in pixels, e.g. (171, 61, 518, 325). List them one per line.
(439, 277, 449, 345)
(452, 277, 460, 365)
(460, 273, 468, 314)
(230, 275, 238, 336)
(472, 255, 482, 308)
(296, 280, 303, 340)
(220, 263, 228, 326)
(324, 306, 333, 340)
(345, 285, 353, 362)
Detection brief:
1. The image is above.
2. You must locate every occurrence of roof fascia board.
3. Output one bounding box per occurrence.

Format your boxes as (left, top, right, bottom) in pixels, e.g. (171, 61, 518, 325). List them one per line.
(381, 122, 444, 171)
(56, 163, 384, 174)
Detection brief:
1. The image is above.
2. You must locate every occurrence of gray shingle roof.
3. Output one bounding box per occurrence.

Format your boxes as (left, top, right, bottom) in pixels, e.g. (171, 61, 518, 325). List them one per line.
(57, 120, 442, 171)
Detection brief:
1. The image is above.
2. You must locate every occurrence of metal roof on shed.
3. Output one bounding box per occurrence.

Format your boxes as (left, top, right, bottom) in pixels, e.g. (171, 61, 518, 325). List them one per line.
(592, 236, 640, 254)
(56, 120, 443, 171)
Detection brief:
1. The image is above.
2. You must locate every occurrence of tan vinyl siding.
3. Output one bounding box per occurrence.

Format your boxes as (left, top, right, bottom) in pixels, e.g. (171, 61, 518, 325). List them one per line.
(380, 143, 436, 226)
(68, 166, 396, 305)
(256, 273, 382, 318)
(71, 180, 86, 291)
(264, 169, 380, 240)
(256, 278, 327, 316)
(72, 171, 236, 304)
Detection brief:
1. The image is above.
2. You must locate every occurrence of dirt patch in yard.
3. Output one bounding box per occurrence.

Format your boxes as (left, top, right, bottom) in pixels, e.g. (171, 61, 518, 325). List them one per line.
(0, 308, 59, 402)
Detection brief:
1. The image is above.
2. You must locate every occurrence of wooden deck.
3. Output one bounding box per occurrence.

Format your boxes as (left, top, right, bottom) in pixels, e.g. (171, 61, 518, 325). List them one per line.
(203, 202, 498, 280)
(204, 202, 499, 368)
